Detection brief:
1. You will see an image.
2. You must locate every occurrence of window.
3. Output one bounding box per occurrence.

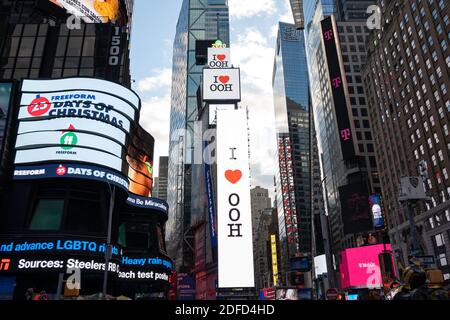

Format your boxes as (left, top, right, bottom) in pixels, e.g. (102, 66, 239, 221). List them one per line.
(439, 253, 448, 267)
(435, 233, 446, 247)
(29, 200, 64, 230)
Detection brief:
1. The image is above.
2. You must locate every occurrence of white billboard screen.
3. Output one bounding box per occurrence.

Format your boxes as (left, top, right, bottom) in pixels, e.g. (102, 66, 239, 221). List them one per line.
(20, 91, 137, 121)
(17, 117, 127, 146)
(207, 48, 231, 69)
(15, 147, 123, 173)
(15, 130, 122, 157)
(216, 108, 254, 288)
(203, 68, 241, 102)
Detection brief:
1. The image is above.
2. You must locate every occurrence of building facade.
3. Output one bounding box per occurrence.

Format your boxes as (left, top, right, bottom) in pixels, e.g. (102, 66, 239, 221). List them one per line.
(250, 186, 272, 290)
(363, 0, 450, 280)
(167, 0, 230, 298)
(273, 22, 325, 288)
(303, 0, 380, 287)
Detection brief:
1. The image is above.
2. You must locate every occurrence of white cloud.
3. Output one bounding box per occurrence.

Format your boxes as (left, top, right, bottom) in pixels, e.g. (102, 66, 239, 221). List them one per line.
(279, 0, 294, 23)
(228, 0, 276, 19)
(139, 93, 171, 179)
(137, 68, 172, 92)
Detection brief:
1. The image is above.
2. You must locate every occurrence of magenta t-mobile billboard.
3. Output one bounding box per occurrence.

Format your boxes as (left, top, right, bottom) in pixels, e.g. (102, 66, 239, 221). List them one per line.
(340, 244, 395, 289)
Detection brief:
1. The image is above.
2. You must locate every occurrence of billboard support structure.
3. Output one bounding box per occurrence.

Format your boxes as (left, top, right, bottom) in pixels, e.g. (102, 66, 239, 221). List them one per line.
(102, 185, 116, 299)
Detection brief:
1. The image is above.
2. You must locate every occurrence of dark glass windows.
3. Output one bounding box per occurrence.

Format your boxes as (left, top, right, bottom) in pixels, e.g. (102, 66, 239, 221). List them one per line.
(29, 199, 64, 231)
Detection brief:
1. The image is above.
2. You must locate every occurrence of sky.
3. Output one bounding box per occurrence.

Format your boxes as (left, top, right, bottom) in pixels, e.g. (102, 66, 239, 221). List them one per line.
(130, 0, 295, 200)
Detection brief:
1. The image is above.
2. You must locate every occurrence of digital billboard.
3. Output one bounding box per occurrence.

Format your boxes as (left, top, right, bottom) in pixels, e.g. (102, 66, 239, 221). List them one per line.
(339, 181, 373, 235)
(15, 78, 139, 175)
(369, 194, 385, 229)
(203, 68, 241, 102)
(217, 109, 254, 288)
(321, 16, 356, 160)
(339, 244, 394, 289)
(49, 0, 120, 23)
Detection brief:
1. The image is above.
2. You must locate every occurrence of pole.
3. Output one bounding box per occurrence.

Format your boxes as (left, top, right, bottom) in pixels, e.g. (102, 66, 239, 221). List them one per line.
(102, 185, 115, 300)
(55, 272, 64, 301)
(407, 201, 422, 256)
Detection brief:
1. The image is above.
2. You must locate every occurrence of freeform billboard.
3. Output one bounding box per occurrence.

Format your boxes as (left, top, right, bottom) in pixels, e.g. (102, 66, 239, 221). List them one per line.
(203, 68, 241, 102)
(339, 244, 393, 289)
(217, 108, 254, 288)
(49, 0, 120, 23)
(15, 78, 139, 175)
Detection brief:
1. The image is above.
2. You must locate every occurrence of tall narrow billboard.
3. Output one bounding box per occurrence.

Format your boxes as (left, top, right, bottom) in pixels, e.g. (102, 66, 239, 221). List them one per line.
(216, 108, 254, 288)
(339, 181, 373, 235)
(321, 16, 356, 160)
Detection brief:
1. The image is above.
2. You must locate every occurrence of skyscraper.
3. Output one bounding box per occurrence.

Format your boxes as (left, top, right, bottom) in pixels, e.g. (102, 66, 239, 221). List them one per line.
(167, 0, 230, 273)
(363, 0, 450, 280)
(303, 0, 378, 287)
(250, 186, 272, 290)
(272, 22, 323, 288)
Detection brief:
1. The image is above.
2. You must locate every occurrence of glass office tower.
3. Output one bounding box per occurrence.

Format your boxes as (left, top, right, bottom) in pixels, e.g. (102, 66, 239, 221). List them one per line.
(273, 22, 323, 288)
(167, 0, 229, 271)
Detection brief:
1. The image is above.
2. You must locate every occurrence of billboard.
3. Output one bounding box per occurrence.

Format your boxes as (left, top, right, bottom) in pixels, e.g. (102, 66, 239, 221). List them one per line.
(369, 194, 385, 229)
(15, 78, 139, 175)
(49, 0, 120, 23)
(203, 68, 241, 102)
(207, 48, 231, 69)
(339, 181, 373, 235)
(217, 109, 254, 288)
(276, 288, 311, 300)
(321, 16, 356, 160)
(339, 244, 394, 289)
(270, 235, 278, 286)
(399, 176, 428, 201)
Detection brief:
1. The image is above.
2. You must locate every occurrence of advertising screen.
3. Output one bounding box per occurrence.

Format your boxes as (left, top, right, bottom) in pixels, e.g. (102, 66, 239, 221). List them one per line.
(49, 0, 120, 23)
(217, 109, 254, 288)
(369, 194, 385, 229)
(276, 288, 298, 300)
(15, 78, 139, 175)
(321, 16, 356, 160)
(203, 68, 241, 102)
(339, 181, 373, 235)
(339, 244, 393, 289)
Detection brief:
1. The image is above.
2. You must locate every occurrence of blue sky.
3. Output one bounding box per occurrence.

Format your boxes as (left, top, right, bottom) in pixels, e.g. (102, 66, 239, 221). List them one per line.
(130, 0, 294, 197)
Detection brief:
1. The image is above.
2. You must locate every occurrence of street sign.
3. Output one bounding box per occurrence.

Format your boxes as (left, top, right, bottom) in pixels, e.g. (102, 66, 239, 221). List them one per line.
(408, 255, 436, 268)
(326, 288, 339, 300)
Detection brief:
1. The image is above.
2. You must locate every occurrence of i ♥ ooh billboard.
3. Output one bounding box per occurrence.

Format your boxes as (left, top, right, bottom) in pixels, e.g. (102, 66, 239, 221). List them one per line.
(216, 108, 254, 288)
(202, 68, 241, 103)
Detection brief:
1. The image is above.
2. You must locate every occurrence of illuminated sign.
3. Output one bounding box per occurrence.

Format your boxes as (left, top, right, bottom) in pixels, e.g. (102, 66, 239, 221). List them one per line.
(15, 129, 122, 157)
(17, 117, 127, 146)
(217, 108, 254, 288)
(13, 163, 129, 190)
(207, 48, 231, 69)
(321, 16, 356, 160)
(339, 244, 394, 289)
(15, 146, 123, 173)
(369, 194, 385, 229)
(20, 91, 137, 121)
(49, 0, 120, 23)
(271, 235, 278, 286)
(203, 68, 241, 102)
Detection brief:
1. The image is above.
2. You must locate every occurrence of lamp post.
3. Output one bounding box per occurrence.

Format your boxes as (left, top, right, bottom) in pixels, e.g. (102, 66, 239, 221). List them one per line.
(102, 185, 115, 300)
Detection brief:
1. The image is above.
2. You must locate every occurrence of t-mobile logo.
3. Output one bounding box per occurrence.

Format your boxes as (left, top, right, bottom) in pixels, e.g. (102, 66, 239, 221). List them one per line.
(0, 259, 11, 271)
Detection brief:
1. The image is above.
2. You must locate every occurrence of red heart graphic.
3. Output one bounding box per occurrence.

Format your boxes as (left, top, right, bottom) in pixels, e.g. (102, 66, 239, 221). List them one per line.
(219, 76, 230, 84)
(225, 170, 242, 184)
(217, 54, 226, 61)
